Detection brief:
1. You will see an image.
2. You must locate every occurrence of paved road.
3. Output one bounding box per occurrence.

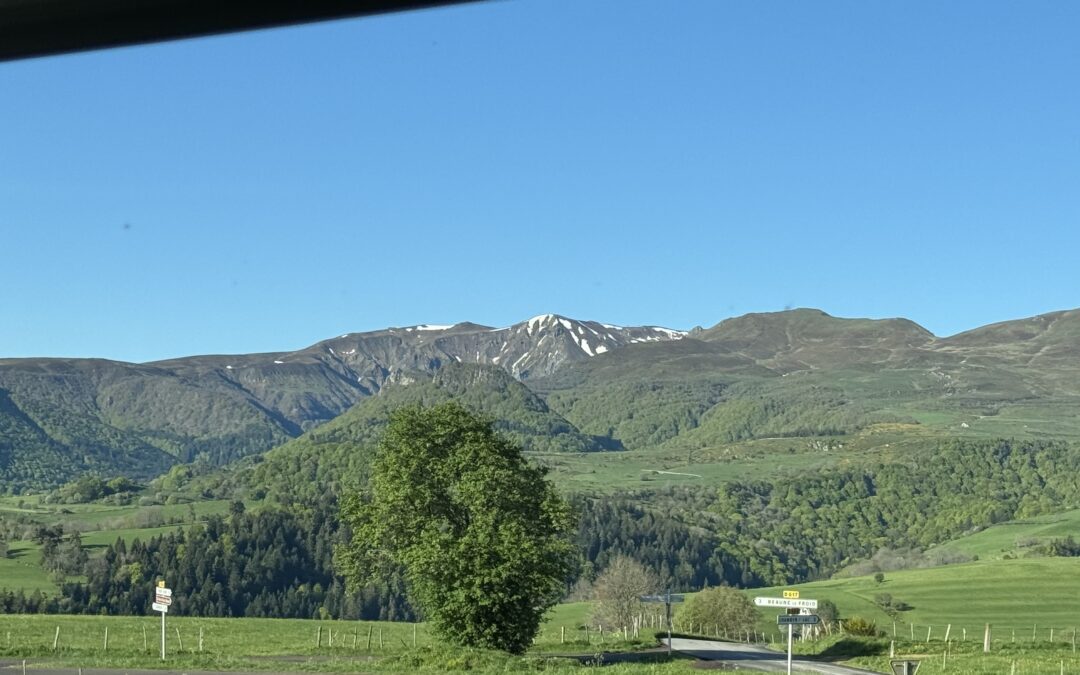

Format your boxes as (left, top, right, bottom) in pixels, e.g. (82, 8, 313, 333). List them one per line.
(667, 637, 883, 674)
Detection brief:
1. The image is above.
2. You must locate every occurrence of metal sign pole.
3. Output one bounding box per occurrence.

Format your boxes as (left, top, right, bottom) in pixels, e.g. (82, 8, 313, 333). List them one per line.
(666, 593, 672, 653)
(787, 623, 793, 675)
(160, 609, 166, 660)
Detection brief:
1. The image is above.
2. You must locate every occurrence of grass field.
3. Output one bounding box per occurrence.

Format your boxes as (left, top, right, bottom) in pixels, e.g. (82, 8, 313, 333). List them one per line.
(931, 508, 1080, 561)
(750, 557, 1080, 644)
(0, 609, 691, 673)
(0, 524, 202, 593)
(532, 426, 936, 493)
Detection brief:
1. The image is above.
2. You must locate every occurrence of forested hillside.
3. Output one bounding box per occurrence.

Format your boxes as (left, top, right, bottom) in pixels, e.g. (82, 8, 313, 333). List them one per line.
(713, 438, 1080, 585)
(6, 308, 1080, 492)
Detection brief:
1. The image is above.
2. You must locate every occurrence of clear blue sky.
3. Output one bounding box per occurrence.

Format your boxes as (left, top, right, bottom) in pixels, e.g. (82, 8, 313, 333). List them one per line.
(2, 0, 1078, 362)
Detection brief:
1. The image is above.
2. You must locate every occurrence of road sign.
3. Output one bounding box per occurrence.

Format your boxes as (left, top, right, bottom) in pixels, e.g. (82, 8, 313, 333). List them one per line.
(639, 594, 685, 603)
(639, 592, 683, 655)
(778, 614, 820, 625)
(152, 601, 169, 613)
(156, 587, 172, 598)
(154, 594, 172, 606)
(754, 596, 818, 609)
(783, 590, 800, 599)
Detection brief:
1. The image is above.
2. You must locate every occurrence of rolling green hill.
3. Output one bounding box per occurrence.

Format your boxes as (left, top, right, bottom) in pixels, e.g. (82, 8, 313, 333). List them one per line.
(7, 306, 1080, 496)
(236, 363, 607, 504)
(930, 508, 1080, 561)
(751, 558, 1080, 635)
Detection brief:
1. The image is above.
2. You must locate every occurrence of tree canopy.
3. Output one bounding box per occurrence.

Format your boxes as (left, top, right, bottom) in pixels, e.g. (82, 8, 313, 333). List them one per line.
(337, 402, 576, 654)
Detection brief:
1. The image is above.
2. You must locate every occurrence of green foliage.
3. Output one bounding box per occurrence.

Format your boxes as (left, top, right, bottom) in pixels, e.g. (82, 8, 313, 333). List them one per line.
(338, 402, 577, 654)
(46, 474, 141, 504)
(712, 439, 1080, 585)
(676, 586, 759, 636)
(841, 616, 881, 637)
(241, 364, 603, 505)
(816, 598, 839, 624)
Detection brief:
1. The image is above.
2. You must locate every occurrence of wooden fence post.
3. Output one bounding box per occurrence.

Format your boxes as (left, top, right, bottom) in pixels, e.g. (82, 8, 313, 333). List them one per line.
(175, 627, 183, 651)
(316, 626, 322, 648)
(53, 626, 59, 650)
(984, 624, 991, 653)
(944, 624, 951, 642)
(104, 626, 109, 651)
(366, 625, 372, 651)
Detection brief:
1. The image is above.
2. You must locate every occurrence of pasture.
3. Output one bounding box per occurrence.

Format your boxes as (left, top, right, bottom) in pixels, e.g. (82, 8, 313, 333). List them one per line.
(752, 558, 1080, 649)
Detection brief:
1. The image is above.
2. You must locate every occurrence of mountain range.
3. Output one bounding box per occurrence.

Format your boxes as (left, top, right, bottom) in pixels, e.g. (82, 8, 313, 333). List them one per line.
(4, 307, 1080, 492)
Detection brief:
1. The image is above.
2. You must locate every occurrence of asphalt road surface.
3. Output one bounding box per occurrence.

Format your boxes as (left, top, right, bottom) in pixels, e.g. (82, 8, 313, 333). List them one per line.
(668, 637, 883, 674)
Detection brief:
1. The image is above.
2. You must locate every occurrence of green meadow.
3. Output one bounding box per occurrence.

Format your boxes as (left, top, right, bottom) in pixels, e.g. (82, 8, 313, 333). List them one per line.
(0, 609, 688, 674)
(932, 508, 1080, 561)
(751, 558, 1080, 643)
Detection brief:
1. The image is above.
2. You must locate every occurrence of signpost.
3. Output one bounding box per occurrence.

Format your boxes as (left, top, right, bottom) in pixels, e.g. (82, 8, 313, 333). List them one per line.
(154, 581, 171, 660)
(890, 660, 921, 675)
(754, 596, 818, 609)
(639, 592, 684, 653)
(756, 591, 818, 675)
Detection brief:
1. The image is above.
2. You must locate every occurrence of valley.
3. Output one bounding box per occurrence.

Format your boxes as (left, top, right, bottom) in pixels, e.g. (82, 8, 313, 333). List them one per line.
(4, 308, 1080, 673)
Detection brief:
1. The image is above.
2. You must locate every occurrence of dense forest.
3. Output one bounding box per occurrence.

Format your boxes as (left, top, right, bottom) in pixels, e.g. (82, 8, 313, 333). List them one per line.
(4, 491, 738, 618)
(712, 438, 1080, 585)
(5, 438, 1080, 618)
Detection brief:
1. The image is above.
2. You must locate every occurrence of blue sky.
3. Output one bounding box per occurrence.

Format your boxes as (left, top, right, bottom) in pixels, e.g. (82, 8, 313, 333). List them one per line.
(2, 0, 1078, 362)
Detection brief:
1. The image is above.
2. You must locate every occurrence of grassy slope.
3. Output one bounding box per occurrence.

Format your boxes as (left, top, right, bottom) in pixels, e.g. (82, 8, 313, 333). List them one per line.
(537, 423, 935, 492)
(0, 608, 692, 674)
(0, 498, 232, 594)
(931, 508, 1080, 561)
(751, 558, 1080, 637)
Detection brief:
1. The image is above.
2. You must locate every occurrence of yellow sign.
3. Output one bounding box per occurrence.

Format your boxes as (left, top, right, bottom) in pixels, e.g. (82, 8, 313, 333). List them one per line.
(783, 590, 800, 599)
(158, 580, 166, 588)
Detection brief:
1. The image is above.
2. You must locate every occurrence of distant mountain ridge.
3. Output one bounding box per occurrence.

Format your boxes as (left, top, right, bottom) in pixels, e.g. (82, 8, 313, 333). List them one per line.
(5, 306, 1080, 493)
(0, 315, 683, 490)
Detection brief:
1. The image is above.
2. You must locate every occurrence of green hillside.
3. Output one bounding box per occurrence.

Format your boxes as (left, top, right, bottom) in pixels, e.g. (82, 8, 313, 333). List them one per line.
(236, 363, 606, 503)
(7, 307, 1080, 493)
(931, 508, 1080, 561)
(752, 558, 1080, 636)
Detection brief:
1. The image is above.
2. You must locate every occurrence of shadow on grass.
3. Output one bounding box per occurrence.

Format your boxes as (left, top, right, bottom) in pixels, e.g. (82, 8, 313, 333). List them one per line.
(563, 651, 696, 666)
(816, 638, 889, 659)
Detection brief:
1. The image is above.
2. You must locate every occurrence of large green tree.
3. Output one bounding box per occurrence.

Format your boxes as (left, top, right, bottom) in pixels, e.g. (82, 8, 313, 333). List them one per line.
(676, 586, 759, 637)
(337, 402, 576, 654)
